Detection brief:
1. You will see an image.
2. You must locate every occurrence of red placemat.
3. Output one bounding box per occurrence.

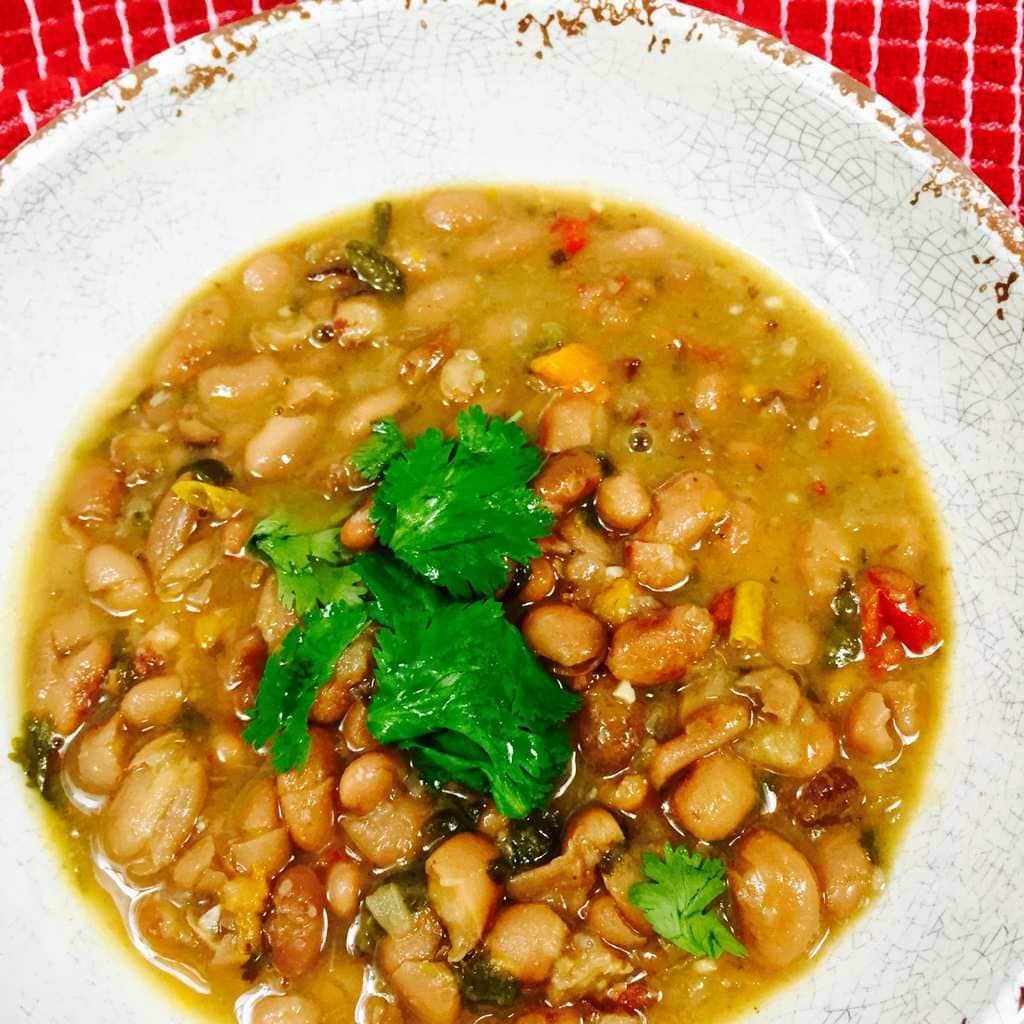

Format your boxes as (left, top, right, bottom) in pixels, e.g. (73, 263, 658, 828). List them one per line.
(0, 0, 1020, 217)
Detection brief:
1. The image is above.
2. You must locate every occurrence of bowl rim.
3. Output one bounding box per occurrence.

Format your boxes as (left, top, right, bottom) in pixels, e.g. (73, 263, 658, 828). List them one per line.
(2, 0, 1022, 271)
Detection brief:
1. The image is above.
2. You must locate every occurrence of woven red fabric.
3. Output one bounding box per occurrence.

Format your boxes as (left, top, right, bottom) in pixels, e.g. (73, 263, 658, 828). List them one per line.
(0, 0, 1020, 216)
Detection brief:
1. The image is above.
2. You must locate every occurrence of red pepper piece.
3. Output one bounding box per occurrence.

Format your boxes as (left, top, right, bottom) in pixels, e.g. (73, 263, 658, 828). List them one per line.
(708, 587, 735, 632)
(877, 591, 938, 654)
(550, 215, 592, 256)
(856, 576, 884, 650)
(866, 635, 905, 675)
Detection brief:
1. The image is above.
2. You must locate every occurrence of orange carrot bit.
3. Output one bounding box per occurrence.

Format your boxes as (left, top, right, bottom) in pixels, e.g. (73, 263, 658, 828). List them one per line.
(530, 342, 610, 403)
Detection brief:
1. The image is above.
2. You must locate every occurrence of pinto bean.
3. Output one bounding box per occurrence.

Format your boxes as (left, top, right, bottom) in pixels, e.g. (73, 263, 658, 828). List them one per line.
(648, 701, 751, 790)
(400, 336, 451, 386)
(242, 252, 294, 309)
(245, 414, 321, 479)
(335, 296, 386, 345)
(71, 712, 128, 794)
(439, 348, 486, 403)
(276, 728, 338, 852)
(84, 543, 152, 614)
(197, 354, 284, 407)
(586, 894, 647, 949)
(464, 219, 544, 265)
(532, 451, 603, 516)
(337, 751, 403, 815)
(252, 995, 323, 1024)
(340, 500, 378, 550)
(729, 829, 822, 967)
(636, 471, 727, 548)
(256, 578, 298, 648)
(390, 961, 462, 1024)
(797, 518, 854, 601)
(343, 793, 429, 868)
(267, 865, 327, 978)
(577, 678, 645, 773)
(736, 699, 837, 779)
(221, 628, 269, 717)
(597, 773, 650, 813)
(600, 226, 667, 260)
(423, 190, 496, 232)
(406, 279, 474, 329)
(607, 604, 713, 686)
(103, 732, 207, 877)
(539, 395, 607, 453)
(326, 859, 365, 922)
(311, 631, 373, 724)
(145, 491, 198, 576)
(121, 674, 185, 729)
(736, 667, 802, 724)
(624, 540, 689, 591)
(844, 689, 899, 763)
(596, 473, 651, 533)
(378, 910, 444, 974)
(151, 293, 231, 385)
(37, 631, 113, 734)
(521, 602, 608, 670)
(813, 827, 875, 918)
(669, 750, 757, 841)
(426, 832, 501, 960)
(765, 613, 818, 667)
(485, 903, 569, 984)
(67, 460, 124, 521)
(518, 556, 557, 604)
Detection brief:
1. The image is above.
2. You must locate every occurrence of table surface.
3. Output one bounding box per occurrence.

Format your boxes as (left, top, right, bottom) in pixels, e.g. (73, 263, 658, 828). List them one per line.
(0, 0, 1021, 218)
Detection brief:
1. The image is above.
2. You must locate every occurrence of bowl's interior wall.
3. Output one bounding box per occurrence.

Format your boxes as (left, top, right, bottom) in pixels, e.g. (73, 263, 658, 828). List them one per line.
(1, 2, 1021, 1021)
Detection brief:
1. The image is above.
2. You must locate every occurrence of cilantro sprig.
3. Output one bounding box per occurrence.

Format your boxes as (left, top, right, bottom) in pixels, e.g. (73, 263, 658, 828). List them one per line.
(369, 407, 553, 598)
(249, 517, 364, 617)
(359, 550, 580, 818)
(242, 408, 575, 816)
(628, 844, 747, 959)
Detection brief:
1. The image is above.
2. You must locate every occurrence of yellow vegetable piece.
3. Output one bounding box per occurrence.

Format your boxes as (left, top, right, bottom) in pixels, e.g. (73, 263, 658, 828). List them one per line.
(221, 873, 269, 952)
(530, 342, 610, 403)
(171, 479, 251, 519)
(729, 580, 766, 649)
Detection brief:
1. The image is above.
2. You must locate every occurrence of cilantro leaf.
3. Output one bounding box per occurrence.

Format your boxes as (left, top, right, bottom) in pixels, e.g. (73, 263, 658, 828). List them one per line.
(9, 714, 63, 804)
(370, 406, 552, 598)
(366, 588, 579, 818)
(242, 600, 369, 772)
(628, 843, 747, 959)
(351, 418, 407, 482)
(250, 515, 364, 616)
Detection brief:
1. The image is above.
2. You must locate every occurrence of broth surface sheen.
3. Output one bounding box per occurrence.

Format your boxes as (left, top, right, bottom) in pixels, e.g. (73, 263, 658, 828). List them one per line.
(16, 186, 949, 1024)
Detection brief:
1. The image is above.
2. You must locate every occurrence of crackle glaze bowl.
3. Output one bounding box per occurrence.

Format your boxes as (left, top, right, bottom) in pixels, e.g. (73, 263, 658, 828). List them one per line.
(0, 1, 1022, 1021)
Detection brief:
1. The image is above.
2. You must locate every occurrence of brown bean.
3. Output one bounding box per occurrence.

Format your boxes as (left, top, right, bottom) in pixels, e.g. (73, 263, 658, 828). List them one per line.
(251, 995, 322, 1024)
(276, 728, 338, 851)
(84, 543, 152, 615)
(539, 395, 607, 453)
(66, 460, 124, 522)
(378, 910, 443, 974)
(797, 517, 854, 602)
(267, 865, 327, 978)
(648, 701, 751, 790)
(624, 540, 690, 591)
(426, 832, 501, 960)
(121, 674, 185, 729)
(637, 471, 727, 547)
(577, 678, 645, 773)
(71, 712, 128, 794)
(390, 961, 462, 1024)
(518, 556, 557, 604)
(813, 827, 875, 919)
(765, 613, 818, 667)
(241, 253, 294, 309)
(311, 631, 373, 724)
(597, 772, 650, 813)
(145, 490, 198, 576)
(532, 451, 604, 516)
(337, 751, 403, 815)
(423, 189, 496, 232)
(197, 354, 284, 407)
(245, 414, 321, 479)
(607, 604, 713, 686)
(669, 750, 757, 841)
(585, 894, 647, 949)
(844, 689, 899, 763)
(729, 830, 822, 967)
(485, 903, 569, 983)
(103, 732, 207, 877)
(521, 602, 608, 670)
(596, 473, 651, 533)
(343, 793, 429, 868)
(325, 860, 366, 922)
(340, 500, 378, 550)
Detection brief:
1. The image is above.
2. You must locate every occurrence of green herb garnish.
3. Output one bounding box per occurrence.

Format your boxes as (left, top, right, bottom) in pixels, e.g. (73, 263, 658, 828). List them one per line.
(346, 240, 404, 296)
(241, 600, 368, 772)
(628, 843, 747, 960)
(249, 516, 364, 617)
(350, 417, 406, 482)
(372, 201, 392, 247)
(364, 553, 579, 818)
(9, 714, 63, 804)
(823, 573, 862, 669)
(456, 953, 520, 1006)
(370, 407, 552, 598)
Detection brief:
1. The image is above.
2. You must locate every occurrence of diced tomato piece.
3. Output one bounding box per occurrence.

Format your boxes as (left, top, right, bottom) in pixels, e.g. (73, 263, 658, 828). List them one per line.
(810, 479, 828, 496)
(866, 635, 905, 676)
(708, 587, 735, 631)
(867, 566, 917, 606)
(550, 215, 592, 256)
(856, 576, 884, 650)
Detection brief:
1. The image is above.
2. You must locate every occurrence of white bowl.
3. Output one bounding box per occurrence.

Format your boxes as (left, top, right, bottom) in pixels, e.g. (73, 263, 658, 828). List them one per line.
(1, 2, 1022, 1021)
